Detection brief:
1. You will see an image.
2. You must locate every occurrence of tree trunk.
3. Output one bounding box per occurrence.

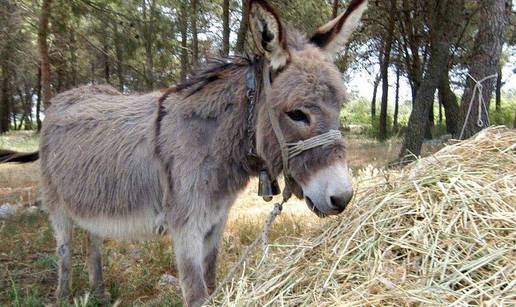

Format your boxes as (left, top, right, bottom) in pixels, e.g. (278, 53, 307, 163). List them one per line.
(142, 0, 156, 90)
(36, 66, 42, 131)
(371, 74, 380, 120)
(38, 0, 52, 109)
(235, 0, 250, 53)
(400, 0, 457, 160)
(179, 0, 189, 81)
(424, 102, 434, 139)
(456, 0, 510, 139)
(191, 0, 199, 66)
(332, 0, 340, 18)
(394, 64, 400, 129)
(90, 61, 95, 84)
(399, 0, 422, 106)
(24, 89, 33, 130)
(102, 32, 111, 84)
(438, 73, 459, 135)
(438, 100, 443, 125)
(113, 21, 125, 92)
(222, 0, 230, 57)
(0, 65, 9, 133)
(379, 0, 396, 141)
(495, 65, 502, 111)
(69, 29, 78, 87)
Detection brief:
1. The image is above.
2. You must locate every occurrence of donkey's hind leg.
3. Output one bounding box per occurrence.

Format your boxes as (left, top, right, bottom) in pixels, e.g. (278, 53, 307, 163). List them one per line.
(87, 233, 110, 303)
(49, 208, 73, 299)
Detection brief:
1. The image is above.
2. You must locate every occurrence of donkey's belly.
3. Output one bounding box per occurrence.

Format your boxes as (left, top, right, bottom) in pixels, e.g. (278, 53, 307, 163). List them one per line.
(72, 208, 167, 240)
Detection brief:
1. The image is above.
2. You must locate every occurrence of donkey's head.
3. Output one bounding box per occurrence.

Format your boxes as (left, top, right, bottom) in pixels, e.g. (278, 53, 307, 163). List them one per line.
(251, 0, 367, 217)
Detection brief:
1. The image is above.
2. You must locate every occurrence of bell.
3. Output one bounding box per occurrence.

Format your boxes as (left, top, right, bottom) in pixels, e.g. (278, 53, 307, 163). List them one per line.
(258, 170, 280, 201)
(271, 178, 280, 195)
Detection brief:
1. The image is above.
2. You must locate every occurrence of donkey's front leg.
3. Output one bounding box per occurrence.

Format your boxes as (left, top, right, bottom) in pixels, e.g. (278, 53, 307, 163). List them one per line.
(203, 220, 226, 294)
(173, 223, 208, 307)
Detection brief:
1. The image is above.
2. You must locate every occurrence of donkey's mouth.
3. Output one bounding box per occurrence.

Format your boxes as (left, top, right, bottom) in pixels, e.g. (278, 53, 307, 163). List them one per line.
(305, 196, 328, 218)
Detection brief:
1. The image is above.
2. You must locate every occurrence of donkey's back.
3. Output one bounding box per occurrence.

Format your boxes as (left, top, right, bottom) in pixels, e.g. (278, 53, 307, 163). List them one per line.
(41, 85, 164, 239)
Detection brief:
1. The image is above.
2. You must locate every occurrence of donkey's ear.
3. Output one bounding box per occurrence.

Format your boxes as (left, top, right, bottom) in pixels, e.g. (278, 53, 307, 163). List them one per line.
(248, 0, 290, 70)
(310, 0, 368, 56)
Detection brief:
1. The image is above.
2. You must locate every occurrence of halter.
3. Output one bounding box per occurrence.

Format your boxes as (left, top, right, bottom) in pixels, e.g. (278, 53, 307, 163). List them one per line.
(247, 60, 343, 199)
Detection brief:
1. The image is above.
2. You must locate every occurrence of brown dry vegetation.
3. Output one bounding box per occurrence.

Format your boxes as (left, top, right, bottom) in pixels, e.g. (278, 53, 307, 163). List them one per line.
(0, 131, 445, 306)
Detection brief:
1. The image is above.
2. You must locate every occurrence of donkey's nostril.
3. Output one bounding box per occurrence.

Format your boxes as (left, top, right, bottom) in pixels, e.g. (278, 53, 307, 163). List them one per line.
(330, 191, 353, 210)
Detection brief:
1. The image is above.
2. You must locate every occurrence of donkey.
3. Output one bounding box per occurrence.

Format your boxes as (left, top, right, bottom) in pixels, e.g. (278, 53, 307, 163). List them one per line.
(1, 0, 367, 305)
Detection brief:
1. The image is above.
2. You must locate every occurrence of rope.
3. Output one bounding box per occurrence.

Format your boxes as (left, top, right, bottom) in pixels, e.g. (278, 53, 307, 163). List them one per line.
(458, 73, 498, 140)
(206, 190, 291, 303)
(287, 129, 342, 159)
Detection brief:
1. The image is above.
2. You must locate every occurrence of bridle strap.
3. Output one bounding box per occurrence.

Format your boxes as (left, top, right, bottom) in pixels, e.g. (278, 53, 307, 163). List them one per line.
(263, 65, 291, 175)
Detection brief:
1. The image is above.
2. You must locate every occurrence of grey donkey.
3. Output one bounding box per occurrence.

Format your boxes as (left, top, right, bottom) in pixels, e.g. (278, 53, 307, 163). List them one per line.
(0, 0, 368, 305)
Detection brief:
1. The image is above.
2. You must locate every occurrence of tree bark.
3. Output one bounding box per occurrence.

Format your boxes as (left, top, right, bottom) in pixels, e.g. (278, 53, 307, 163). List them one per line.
(400, 0, 457, 160)
(235, 0, 250, 53)
(179, 0, 189, 81)
(379, 0, 396, 141)
(142, 0, 156, 90)
(424, 102, 434, 139)
(371, 74, 380, 120)
(113, 21, 125, 92)
(495, 65, 502, 111)
(399, 0, 423, 105)
(102, 31, 111, 84)
(438, 73, 459, 135)
(456, 0, 510, 139)
(191, 0, 199, 66)
(438, 100, 443, 125)
(394, 63, 400, 129)
(0, 65, 9, 133)
(332, 0, 340, 18)
(36, 66, 42, 131)
(222, 0, 230, 57)
(38, 0, 52, 109)
(69, 29, 78, 87)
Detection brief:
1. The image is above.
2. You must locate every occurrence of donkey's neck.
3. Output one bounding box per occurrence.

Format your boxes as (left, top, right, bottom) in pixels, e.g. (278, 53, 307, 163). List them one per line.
(156, 59, 262, 199)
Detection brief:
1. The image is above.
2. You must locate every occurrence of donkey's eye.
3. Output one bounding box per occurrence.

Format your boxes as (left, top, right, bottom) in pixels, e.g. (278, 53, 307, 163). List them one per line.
(286, 110, 310, 125)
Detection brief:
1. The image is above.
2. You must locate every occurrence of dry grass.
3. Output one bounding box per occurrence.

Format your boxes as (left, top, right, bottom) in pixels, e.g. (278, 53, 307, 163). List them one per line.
(207, 126, 516, 306)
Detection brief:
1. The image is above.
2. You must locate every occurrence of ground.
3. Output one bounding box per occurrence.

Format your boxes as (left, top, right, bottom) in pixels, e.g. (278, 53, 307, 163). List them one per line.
(0, 131, 442, 306)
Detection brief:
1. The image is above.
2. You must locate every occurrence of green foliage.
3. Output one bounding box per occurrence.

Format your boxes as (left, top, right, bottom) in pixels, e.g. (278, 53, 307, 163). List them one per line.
(490, 98, 516, 127)
(0, 131, 39, 151)
(340, 96, 371, 125)
(340, 97, 405, 139)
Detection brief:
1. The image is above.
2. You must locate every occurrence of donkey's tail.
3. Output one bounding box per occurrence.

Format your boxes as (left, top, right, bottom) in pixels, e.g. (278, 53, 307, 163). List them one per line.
(0, 149, 39, 163)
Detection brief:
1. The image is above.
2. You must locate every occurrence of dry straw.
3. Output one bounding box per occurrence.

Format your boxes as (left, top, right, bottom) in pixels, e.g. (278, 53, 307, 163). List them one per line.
(208, 126, 516, 306)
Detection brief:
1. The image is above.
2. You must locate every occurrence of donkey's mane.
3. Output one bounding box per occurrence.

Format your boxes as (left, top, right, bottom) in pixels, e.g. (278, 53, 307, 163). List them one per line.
(160, 56, 253, 103)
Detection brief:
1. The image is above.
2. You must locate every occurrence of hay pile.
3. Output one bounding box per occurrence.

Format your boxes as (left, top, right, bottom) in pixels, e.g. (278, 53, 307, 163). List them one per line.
(210, 126, 516, 306)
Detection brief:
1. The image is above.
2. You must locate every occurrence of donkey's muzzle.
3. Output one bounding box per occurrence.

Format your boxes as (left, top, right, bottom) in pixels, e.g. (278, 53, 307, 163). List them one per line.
(330, 190, 354, 212)
(300, 163, 353, 216)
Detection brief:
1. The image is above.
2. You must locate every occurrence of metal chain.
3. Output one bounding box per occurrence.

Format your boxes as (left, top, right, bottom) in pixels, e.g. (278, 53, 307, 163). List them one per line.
(246, 87, 256, 155)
